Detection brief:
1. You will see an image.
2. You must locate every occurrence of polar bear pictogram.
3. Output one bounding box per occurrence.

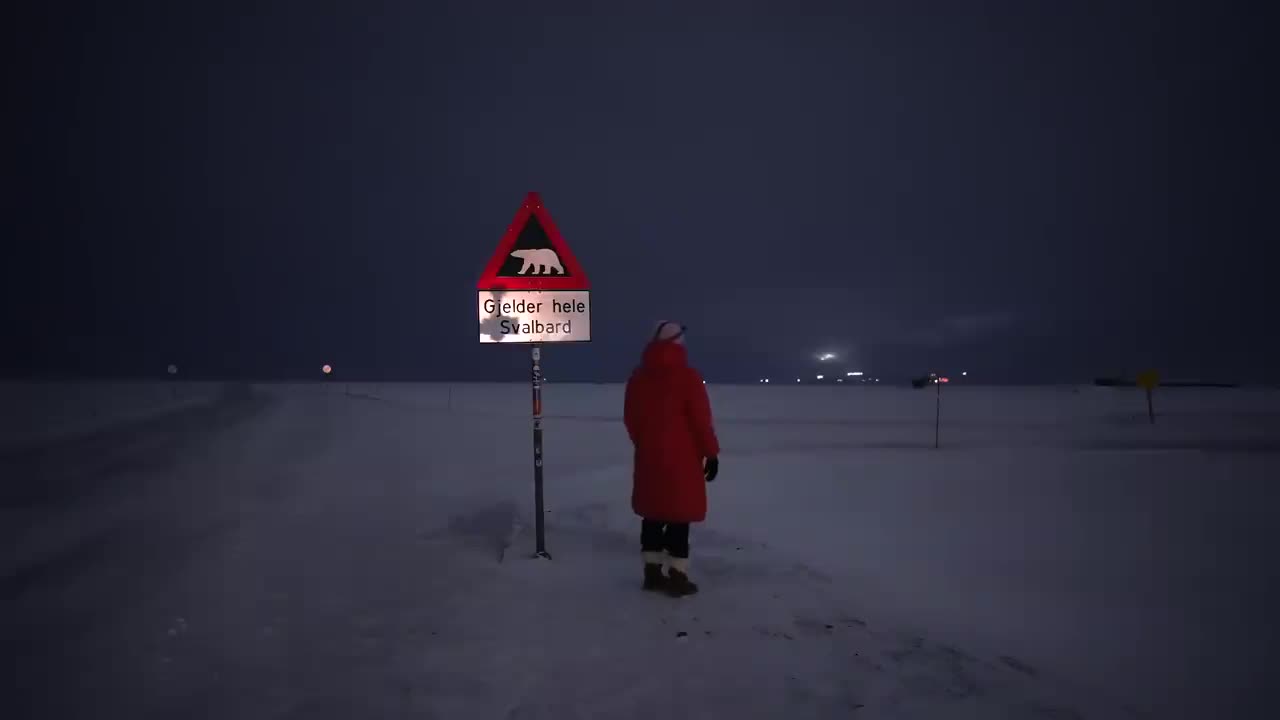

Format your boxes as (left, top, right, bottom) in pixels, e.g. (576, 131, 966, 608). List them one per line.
(510, 248, 564, 275)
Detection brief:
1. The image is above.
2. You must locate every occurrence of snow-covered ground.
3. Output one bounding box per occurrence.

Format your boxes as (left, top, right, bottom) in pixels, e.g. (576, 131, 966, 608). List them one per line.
(2, 381, 1275, 719)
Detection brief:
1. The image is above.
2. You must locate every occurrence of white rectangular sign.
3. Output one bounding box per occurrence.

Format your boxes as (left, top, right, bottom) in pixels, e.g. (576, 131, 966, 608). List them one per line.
(478, 290, 591, 343)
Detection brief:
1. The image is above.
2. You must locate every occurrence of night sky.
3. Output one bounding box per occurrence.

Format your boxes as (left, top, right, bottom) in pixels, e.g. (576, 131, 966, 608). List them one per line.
(5, 2, 1273, 383)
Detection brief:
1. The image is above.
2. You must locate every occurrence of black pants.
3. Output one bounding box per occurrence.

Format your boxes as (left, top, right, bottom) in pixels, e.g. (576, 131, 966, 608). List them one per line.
(641, 519, 690, 559)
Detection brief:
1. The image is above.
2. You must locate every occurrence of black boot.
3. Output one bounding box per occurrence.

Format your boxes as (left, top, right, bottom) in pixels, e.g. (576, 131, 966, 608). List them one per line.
(643, 563, 667, 591)
(642, 551, 667, 591)
(665, 558, 699, 597)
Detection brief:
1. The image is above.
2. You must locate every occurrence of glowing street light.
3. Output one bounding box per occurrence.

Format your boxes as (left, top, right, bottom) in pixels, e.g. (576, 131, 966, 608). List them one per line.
(322, 364, 333, 376)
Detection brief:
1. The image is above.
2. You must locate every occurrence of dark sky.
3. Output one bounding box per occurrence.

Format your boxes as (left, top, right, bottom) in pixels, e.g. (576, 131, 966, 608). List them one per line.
(4, 1, 1274, 383)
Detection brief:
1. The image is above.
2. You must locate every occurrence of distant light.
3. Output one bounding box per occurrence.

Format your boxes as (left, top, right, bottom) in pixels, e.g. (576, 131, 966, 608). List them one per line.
(846, 371, 863, 377)
(796, 378, 801, 383)
(939, 377, 950, 383)
(875, 378, 880, 382)
(817, 352, 837, 362)
(962, 371, 968, 376)
(816, 374, 824, 380)
(322, 364, 333, 375)
(836, 378, 843, 383)
(167, 364, 177, 375)
(764, 378, 770, 383)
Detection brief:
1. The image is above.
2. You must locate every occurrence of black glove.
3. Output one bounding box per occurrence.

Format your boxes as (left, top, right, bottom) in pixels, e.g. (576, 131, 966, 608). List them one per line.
(704, 456, 719, 482)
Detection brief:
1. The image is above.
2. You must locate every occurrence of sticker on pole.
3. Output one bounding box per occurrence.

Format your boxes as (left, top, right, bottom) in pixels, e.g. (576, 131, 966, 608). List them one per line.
(478, 192, 591, 344)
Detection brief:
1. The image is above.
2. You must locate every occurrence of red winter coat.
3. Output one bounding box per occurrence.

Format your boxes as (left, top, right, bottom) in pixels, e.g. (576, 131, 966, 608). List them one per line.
(623, 339, 720, 523)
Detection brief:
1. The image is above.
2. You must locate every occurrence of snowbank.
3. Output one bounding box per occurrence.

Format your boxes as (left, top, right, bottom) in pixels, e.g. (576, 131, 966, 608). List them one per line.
(0, 380, 229, 454)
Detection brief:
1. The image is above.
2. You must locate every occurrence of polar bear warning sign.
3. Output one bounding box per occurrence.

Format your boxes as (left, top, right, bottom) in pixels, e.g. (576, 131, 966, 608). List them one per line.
(477, 192, 591, 344)
(477, 192, 589, 292)
(477, 192, 592, 560)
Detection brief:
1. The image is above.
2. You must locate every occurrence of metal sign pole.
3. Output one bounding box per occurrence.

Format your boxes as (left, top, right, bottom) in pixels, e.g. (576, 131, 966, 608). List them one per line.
(531, 344, 550, 558)
(934, 379, 942, 449)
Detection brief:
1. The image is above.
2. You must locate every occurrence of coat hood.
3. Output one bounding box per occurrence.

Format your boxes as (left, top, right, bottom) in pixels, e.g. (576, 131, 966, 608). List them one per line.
(641, 338, 689, 368)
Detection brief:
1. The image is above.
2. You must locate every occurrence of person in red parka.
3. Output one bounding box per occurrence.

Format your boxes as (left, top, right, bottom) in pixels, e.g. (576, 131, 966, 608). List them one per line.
(623, 321, 720, 597)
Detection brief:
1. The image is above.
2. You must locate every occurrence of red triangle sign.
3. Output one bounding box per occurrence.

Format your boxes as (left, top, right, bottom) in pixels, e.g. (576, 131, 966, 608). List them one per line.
(477, 192, 590, 291)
